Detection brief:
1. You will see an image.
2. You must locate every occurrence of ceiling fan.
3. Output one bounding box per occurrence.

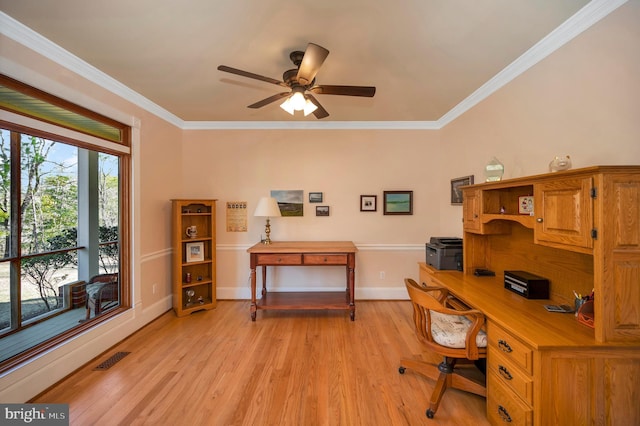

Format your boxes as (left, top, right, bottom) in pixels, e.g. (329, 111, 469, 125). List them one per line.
(217, 43, 376, 119)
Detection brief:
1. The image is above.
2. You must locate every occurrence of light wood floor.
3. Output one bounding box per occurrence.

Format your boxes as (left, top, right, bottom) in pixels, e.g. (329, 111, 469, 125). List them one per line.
(32, 300, 489, 426)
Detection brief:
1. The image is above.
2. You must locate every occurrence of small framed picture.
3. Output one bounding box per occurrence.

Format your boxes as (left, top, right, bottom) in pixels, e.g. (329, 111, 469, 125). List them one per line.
(315, 206, 330, 216)
(518, 196, 534, 215)
(451, 175, 474, 205)
(185, 242, 205, 263)
(383, 191, 413, 215)
(360, 195, 377, 212)
(309, 192, 323, 203)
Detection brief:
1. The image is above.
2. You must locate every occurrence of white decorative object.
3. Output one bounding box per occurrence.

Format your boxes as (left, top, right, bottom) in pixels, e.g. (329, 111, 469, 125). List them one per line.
(185, 225, 198, 238)
(485, 157, 504, 182)
(549, 155, 572, 172)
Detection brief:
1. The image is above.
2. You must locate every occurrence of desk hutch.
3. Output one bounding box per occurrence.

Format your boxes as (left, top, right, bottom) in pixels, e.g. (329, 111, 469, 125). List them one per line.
(419, 166, 640, 425)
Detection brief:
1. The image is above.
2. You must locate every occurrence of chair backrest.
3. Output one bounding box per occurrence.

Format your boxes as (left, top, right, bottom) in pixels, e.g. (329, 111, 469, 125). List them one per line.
(88, 273, 118, 284)
(405, 278, 486, 360)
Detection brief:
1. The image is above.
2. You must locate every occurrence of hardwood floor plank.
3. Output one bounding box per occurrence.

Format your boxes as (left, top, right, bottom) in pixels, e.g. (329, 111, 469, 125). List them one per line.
(31, 301, 489, 425)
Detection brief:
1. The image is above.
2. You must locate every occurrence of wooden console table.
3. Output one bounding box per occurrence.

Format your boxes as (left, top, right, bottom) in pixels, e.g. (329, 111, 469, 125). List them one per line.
(247, 241, 357, 321)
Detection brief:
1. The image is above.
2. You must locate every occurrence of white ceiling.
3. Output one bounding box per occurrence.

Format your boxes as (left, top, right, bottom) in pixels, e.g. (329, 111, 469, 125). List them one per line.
(0, 0, 621, 124)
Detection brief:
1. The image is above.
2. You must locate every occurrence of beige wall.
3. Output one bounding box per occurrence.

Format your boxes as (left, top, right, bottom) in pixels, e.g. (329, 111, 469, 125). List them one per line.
(1, 0, 639, 401)
(182, 129, 447, 299)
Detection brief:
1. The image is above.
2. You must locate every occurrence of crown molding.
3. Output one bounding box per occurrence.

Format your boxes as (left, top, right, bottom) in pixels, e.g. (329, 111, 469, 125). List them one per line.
(438, 0, 628, 127)
(1, 0, 627, 131)
(181, 120, 441, 130)
(0, 12, 185, 129)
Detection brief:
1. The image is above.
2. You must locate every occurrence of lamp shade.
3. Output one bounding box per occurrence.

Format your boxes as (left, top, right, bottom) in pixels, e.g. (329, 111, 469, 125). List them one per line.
(254, 197, 281, 217)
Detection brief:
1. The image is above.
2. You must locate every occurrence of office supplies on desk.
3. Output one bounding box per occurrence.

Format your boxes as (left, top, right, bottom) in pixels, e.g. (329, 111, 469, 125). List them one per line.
(474, 268, 495, 276)
(577, 300, 595, 328)
(426, 237, 463, 270)
(504, 270, 549, 299)
(544, 304, 574, 313)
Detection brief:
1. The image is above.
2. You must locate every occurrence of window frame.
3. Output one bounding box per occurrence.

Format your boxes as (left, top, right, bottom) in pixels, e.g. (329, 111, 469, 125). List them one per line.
(0, 76, 131, 373)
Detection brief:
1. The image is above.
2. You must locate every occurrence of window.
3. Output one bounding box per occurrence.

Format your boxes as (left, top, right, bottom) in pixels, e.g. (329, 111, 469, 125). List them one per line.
(0, 75, 131, 372)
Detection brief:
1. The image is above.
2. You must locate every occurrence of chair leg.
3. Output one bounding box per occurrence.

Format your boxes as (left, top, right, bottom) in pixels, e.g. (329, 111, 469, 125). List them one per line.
(427, 370, 451, 418)
(399, 358, 441, 382)
(400, 357, 456, 419)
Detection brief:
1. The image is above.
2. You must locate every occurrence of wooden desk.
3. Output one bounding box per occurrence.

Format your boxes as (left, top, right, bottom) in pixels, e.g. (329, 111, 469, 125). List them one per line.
(247, 241, 357, 321)
(419, 262, 640, 425)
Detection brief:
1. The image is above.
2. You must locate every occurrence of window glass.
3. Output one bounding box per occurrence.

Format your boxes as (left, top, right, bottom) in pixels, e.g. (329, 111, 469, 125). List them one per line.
(20, 136, 78, 255)
(0, 128, 10, 260)
(0, 127, 124, 368)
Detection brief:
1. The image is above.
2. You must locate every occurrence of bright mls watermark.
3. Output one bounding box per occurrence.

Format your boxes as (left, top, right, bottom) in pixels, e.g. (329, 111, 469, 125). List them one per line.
(1, 404, 69, 425)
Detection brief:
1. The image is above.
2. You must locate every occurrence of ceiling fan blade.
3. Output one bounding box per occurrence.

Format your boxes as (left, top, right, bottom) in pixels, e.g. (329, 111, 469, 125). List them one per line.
(306, 94, 329, 119)
(247, 92, 291, 109)
(296, 43, 330, 86)
(310, 85, 376, 97)
(217, 65, 288, 88)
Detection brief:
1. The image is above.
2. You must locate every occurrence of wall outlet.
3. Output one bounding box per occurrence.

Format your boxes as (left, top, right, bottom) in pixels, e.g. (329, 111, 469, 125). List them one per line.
(379, 271, 385, 280)
(152, 283, 157, 294)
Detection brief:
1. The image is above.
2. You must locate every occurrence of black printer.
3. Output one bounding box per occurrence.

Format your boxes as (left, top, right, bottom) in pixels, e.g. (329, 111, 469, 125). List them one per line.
(426, 237, 463, 270)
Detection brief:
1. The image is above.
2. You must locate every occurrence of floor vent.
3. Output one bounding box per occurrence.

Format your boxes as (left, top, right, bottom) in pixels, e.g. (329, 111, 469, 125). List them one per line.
(94, 351, 131, 370)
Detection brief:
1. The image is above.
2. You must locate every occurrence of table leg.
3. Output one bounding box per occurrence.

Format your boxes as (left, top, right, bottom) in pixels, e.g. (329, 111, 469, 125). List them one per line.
(348, 264, 355, 321)
(250, 265, 257, 321)
(261, 265, 267, 297)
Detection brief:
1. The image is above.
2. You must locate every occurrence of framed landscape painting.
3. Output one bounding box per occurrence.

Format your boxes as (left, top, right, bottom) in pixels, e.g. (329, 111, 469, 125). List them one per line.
(383, 191, 413, 215)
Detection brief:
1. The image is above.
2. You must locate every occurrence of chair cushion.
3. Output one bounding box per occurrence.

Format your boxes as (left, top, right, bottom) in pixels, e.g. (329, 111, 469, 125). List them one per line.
(430, 311, 487, 349)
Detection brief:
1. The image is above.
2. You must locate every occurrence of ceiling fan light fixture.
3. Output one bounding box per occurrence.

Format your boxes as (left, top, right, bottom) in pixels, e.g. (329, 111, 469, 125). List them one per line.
(280, 98, 295, 115)
(303, 99, 318, 116)
(289, 91, 306, 111)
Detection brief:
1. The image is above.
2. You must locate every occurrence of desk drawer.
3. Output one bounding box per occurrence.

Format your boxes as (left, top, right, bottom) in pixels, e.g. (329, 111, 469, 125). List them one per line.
(256, 254, 302, 265)
(487, 371, 533, 426)
(487, 321, 533, 375)
(489, 349, 533, 405)
(303, 254, 347, 265)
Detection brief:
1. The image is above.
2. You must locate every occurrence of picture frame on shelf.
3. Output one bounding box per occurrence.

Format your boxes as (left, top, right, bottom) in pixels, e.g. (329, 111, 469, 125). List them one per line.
(518, 195, 534, 215)
(451, 175, 474, 205)
(185, 242, 204, 263)
(360, 195, 377, 212)
(316, 206, 330, 216)
(383, 191, 413, 215)
(309, 192, 323, 203)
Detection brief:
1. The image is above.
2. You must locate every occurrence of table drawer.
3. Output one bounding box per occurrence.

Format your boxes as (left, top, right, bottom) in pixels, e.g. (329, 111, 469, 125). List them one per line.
(489, 348, 533, 405)
(256, 254, 302, 265)
(303, 254, 348, 265)
(487, 371, 533, 426)
(487, 321, 533, 375)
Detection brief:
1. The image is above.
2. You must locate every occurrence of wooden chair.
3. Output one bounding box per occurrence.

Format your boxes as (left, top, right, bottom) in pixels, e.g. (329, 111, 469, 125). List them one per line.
(399, 278, 487, 419)
(85, 273, 119, 320)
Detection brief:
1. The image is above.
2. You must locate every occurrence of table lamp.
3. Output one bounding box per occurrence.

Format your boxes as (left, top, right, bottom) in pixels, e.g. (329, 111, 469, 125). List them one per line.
(254, 197, 281, 244)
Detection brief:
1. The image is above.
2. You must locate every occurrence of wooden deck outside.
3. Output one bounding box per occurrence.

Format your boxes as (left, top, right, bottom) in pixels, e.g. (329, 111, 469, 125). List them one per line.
(1, 307, 87, 363)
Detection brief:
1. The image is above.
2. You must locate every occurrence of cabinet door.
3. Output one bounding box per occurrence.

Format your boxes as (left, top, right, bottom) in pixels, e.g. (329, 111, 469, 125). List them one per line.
(463, 189, 481, 232)
(534, 177, 593, 250)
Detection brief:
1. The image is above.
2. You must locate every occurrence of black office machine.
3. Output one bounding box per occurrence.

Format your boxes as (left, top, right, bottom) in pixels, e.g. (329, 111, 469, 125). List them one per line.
(504, 270, 549, 299)
(426, 237, 463, 270)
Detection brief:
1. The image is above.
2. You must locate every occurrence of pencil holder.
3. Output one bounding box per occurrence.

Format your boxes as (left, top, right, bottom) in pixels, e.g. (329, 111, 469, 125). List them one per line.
(574, 298, 586, 317)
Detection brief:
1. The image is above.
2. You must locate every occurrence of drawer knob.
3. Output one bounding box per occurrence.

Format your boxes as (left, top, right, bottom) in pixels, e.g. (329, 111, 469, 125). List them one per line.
(498, 365, 513, 380)
(498, 339, 513, 353)
(498, 405, 512, 423)
(536, 218, 543, 223)
(323, 257, 328, 262)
